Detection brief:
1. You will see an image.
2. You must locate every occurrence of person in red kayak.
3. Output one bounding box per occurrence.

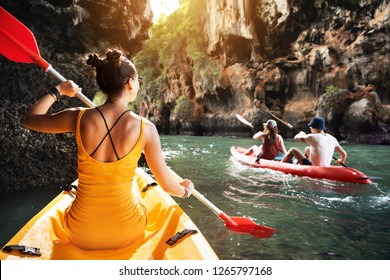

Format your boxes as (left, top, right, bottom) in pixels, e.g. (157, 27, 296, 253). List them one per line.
(244, 119, 287, 162)
(281, 116, 347, 166)
(21, 49, 194, 250)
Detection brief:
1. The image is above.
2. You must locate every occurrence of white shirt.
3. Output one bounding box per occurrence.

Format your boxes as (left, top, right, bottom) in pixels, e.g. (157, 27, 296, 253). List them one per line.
(304, 133, 340, 166)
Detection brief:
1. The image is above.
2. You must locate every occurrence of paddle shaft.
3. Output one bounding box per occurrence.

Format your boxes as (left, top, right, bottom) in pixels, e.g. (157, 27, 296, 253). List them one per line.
(169, 169, 222, 216)
(194, 190, 224, 214)
(169, 166, 276, 237)
(266, 110, 298, 133)
(0, 7, 95, 108)
(47, 66, 95, 108)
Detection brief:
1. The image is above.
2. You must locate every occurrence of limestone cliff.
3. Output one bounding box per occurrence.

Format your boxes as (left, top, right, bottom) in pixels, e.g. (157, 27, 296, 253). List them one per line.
(149, 0, 389, 142)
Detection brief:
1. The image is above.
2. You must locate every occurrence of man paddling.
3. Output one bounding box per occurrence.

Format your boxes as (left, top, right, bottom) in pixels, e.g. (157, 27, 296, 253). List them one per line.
(281, 117, 347, 167)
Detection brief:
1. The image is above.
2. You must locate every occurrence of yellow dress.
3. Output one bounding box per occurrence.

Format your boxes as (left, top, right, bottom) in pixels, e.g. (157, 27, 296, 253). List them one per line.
(51, 109, 147, 250)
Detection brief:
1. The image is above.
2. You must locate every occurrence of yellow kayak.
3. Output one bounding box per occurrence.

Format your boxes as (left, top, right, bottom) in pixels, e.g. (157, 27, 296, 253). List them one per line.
(0, 168, 218, 260)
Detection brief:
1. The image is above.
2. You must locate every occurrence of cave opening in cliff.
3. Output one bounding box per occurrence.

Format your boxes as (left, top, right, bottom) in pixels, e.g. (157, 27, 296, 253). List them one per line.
(223, 35, 252, 63)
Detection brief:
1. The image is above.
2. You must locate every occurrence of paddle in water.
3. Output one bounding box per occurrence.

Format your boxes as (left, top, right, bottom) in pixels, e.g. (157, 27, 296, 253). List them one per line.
(0, 6, 276, 239)
(170, 169, 276, 238)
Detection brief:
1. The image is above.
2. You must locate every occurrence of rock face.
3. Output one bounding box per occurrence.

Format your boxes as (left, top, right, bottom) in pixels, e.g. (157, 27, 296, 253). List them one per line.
(153, 0, 389, 142)
(0, 0, 152, 192)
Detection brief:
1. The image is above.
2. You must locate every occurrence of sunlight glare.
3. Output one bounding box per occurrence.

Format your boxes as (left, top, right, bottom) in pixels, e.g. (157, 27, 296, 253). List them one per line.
(150, 0, 180, 22)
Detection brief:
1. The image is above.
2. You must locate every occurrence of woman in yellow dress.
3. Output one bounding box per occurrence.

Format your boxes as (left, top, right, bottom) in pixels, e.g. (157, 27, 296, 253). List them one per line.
(21, 49, 194, 250)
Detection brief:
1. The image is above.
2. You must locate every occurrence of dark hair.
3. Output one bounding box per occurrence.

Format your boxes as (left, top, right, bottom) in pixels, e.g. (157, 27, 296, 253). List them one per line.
(86, 49, 136, 95)
(264, 126, 278, 142)
(268, 127, 278, 142)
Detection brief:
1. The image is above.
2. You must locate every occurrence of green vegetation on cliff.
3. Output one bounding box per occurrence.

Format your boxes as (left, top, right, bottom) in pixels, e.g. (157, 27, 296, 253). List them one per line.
(134, 0, 217, 112)
(174, 95, 194, 120)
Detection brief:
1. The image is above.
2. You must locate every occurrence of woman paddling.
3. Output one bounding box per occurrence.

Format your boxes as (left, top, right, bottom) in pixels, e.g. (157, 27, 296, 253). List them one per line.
(21, 49, 194, 250)
(244, 119, 287, 162)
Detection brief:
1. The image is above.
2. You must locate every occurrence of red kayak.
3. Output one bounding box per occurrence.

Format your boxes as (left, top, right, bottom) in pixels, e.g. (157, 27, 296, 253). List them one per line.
(230, 146, 372, 184)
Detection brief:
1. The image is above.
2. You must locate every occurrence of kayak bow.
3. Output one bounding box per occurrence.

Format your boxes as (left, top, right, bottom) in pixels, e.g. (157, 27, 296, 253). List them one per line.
(0, 168, 218, 260)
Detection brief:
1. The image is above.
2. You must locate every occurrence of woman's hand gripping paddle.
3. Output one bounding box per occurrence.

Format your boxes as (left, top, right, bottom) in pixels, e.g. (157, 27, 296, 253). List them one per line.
(0, 6, 95, 108)
(170, 169, 276, 238)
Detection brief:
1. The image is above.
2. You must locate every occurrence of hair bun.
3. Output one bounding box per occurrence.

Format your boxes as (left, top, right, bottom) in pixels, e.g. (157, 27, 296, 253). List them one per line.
(87, 54, 103, 68)
(106, 50, 122, 64)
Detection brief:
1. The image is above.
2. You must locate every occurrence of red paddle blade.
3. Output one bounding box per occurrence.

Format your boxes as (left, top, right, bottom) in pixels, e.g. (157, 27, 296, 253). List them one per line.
(0, 7, 49, 69)
(219, 212, 276, 238)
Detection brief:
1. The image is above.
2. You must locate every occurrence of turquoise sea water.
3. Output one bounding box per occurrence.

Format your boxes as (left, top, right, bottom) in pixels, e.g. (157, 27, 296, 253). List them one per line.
(1, 135, 389, 260)
(162, 136, 390, 260)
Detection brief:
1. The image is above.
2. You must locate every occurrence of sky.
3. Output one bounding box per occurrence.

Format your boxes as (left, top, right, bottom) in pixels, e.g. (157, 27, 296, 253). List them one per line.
(150, 0, 180, 22)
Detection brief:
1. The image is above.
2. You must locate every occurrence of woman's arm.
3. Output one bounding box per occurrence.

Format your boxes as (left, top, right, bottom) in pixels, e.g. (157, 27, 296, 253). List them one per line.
(253, 131, 266, 141)
(278, 135, 288, 154)
(21, 81, 81, 133)
(143, 121, 194, 198)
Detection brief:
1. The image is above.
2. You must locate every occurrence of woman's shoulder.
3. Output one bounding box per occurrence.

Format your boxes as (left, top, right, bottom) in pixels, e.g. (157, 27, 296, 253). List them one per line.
(63, 106, 87, 119)
(66, 106, 87, 113)
(129, 112, 154, 126)
(275, 134, 285, 143)
(273, 134, 283, 141)
(76, 107, 101, 122)
(130, 113, 157, 135)
(139, 116, 160, 147)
